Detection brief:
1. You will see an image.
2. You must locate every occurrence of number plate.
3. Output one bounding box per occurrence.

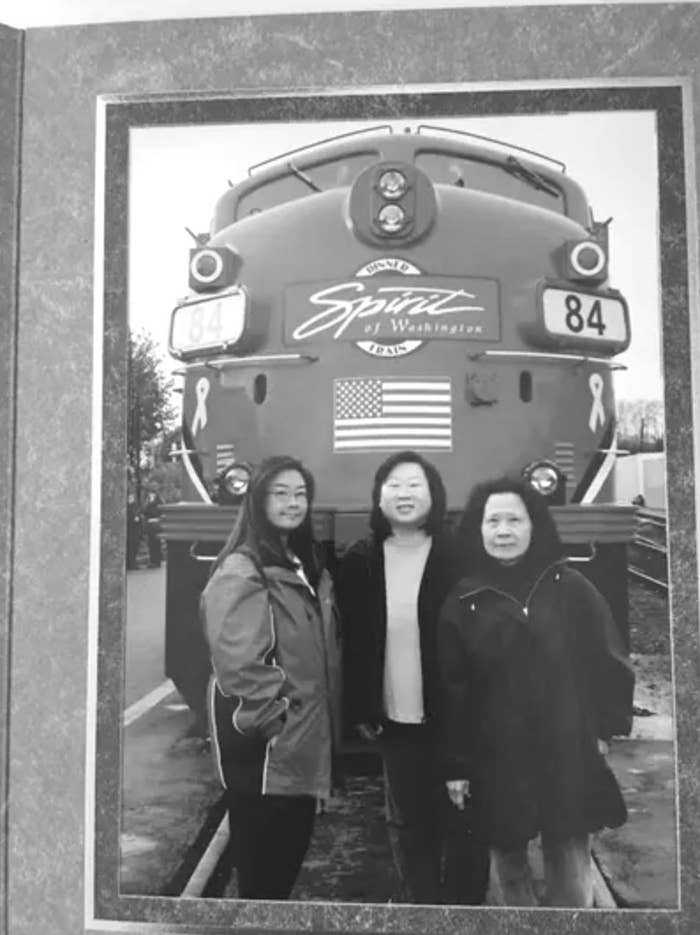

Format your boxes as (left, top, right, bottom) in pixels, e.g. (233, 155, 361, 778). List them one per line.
(541, 287, 628, 344)
(170, 289, 246, 356)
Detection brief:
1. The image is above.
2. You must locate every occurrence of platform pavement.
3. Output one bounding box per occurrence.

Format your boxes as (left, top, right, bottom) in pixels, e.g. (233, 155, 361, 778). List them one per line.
(120, 697, 221, 896)
(589, 652, 677, 909)
(592, 736, 676, 908)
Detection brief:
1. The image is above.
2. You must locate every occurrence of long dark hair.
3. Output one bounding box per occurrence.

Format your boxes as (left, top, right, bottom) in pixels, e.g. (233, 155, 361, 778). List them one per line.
(369, 450, 447, 542)
(211, 455, 320, 588)
(456, 475, 564, 576)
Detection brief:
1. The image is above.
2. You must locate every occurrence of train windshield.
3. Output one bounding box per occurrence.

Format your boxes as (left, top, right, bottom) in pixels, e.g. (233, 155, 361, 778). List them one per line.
(415, 151, 566, 215)
(235, 151, 382, 219)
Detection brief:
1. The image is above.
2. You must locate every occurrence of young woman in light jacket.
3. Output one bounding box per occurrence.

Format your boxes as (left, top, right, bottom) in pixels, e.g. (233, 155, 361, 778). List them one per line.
(200, 455, 341, 901)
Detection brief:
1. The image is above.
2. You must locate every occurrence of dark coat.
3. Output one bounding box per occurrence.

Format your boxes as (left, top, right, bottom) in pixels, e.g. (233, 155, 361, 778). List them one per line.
(337, 531, 463, 729)
(438, 561, 634, 849)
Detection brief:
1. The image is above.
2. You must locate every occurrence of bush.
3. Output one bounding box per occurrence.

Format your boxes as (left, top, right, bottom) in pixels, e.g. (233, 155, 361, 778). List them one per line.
(143, 463, 183, 503)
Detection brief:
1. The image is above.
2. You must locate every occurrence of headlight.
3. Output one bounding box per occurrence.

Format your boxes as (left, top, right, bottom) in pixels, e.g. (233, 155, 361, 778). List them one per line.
(565, 239, 607, 280)
(570, 241, 606, 277)
(190, 248, 224, 284)
(523, 460, 562, 497)
(222, 464, 251, 498)
(377, 202, 407, 234)
(378, 169, 408, 200)
(188, 245, 241, 291)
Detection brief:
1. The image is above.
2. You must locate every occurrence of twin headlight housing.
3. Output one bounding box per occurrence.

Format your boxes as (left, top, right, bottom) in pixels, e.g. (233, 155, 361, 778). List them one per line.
(375, 169, 410, 233)
(349, 160, 436, 245)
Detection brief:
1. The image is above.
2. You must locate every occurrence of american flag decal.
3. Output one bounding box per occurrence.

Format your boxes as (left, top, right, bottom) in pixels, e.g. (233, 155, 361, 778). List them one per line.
(333, 377, 453, 451)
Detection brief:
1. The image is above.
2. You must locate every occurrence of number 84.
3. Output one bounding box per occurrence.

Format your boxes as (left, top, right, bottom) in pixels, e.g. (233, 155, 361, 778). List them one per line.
(565, 294, 606, 335)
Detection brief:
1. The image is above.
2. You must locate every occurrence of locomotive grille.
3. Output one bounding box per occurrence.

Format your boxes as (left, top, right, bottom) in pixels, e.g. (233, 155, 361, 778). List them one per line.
(554, 442, 576, 487)
(215, 442, 235, 472)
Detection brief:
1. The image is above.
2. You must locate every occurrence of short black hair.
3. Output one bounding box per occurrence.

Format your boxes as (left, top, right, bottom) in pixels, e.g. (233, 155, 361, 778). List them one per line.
(369, 450, 447, 541)
(456, 474, 564, 572)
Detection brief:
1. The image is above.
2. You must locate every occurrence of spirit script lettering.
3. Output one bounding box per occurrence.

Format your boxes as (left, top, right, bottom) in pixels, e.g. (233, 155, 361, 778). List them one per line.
(291, 283, 486, 341)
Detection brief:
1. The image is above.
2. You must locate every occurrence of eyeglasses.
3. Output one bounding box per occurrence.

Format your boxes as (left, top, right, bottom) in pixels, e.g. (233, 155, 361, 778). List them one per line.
(267, 489, 308, 504)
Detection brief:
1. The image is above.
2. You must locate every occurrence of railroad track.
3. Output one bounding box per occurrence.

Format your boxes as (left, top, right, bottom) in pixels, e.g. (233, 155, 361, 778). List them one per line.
(628, 508, 668, 592)
(172, 782, 623, 906)
(162, 793, 230, 897)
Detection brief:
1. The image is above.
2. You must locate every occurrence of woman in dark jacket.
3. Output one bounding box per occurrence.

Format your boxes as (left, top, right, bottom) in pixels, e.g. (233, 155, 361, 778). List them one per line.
(338, 450, 490, 906)
(438, 476, 634, 907)
(201, 455, 341, 901)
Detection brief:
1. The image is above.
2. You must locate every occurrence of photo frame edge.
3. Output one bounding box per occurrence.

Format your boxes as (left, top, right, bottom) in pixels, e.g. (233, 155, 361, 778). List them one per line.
(92, 79, 697, 933)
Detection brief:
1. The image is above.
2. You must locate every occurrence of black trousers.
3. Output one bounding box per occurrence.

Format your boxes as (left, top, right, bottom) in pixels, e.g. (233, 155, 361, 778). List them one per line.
(380, 720, 490, 905)
(226, 791, 316, 900)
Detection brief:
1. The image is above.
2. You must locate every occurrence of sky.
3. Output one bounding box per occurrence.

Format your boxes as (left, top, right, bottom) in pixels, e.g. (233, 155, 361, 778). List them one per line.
(128, 108, 662, 403)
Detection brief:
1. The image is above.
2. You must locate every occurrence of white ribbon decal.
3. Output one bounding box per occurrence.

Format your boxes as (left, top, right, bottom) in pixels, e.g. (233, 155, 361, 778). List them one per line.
(191, 377, 210, 435)
(588, 373, 605, 432)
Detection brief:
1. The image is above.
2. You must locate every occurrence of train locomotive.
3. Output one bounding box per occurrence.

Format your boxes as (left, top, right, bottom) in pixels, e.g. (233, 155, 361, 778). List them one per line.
(160, 124, 636, 729)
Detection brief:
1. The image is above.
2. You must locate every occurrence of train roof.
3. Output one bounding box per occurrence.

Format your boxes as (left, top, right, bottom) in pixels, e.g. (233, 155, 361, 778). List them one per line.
(249, 124, 568, 175)
(210, 124, 592, 234)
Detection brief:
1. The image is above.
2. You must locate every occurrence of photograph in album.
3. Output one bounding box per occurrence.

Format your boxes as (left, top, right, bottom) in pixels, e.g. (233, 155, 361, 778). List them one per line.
(91, 83, 683, 924)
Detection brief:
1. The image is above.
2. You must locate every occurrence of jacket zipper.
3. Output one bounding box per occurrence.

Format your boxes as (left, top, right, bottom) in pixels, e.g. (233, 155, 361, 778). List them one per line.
(305, 580, 337, 795)
(295, 576, 336, 764)
(264, 574, 329, 794)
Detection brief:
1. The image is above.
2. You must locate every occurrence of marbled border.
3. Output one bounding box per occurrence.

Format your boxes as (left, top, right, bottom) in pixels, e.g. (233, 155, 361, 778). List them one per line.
(91, 82, 698, 933)
(0, 21, 22, 935)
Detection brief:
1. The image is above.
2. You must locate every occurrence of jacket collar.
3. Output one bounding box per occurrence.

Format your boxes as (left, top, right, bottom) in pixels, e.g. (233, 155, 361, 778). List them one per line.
(456, 557, 568, 601)
(262, 562, 324, 598)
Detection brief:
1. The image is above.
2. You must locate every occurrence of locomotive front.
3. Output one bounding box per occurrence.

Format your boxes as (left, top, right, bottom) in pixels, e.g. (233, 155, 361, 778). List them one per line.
(161, 126, 635, 720)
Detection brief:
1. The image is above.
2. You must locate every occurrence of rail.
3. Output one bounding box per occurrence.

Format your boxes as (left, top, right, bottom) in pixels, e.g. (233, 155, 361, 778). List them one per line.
(629, 508, 668, 592)
(634, 507, 667, 531)
(172, 806, 622, 905)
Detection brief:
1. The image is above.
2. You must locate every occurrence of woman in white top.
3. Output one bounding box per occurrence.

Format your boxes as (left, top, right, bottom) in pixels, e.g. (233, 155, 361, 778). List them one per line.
(338, 451, 490, 905)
